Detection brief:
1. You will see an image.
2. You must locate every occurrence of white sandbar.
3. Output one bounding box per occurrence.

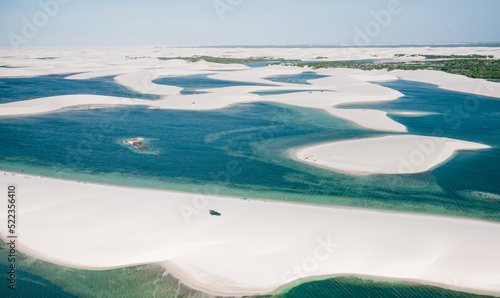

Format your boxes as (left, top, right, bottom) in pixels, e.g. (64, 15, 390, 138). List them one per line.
(0, 172, 499, 296)
(0, 94, 153, 116)
(294, 135, 491, 175)
(2, 47, 498, 131)
(0, 65, 406, 132)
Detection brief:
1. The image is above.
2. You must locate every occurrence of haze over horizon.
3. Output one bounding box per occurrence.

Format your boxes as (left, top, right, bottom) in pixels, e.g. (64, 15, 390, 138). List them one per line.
(1, 0, 499, 48)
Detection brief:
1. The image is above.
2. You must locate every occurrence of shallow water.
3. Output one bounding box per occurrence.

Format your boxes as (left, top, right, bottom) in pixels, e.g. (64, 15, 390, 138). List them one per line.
(1, 75, 499, 297)
(263, 71, 327, 84)
(252, 89, 332, 96)
(0, 241, 494, 298)
(1, 98, 498, 220)
(153, 73, 275, 94)
(274, 277, 497, 298)
(0, 74, 160, 103)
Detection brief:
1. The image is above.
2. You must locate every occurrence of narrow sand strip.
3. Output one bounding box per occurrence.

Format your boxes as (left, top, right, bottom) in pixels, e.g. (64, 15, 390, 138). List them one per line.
(5, 48, 496, 133)
(294, 135, 491, 175)
(390, 69, 500, 98)
(0, 171, 499, 296)
(0, 66, 406, 132)
(113, 66, 407, 132)
(0, 95, 153, 116)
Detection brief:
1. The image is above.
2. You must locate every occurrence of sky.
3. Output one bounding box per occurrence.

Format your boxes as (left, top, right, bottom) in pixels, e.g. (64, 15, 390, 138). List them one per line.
(0, 0, 499, 48)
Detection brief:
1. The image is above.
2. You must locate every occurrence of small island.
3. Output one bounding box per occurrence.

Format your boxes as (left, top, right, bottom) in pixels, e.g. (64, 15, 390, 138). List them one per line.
(124, 138, 148, 150)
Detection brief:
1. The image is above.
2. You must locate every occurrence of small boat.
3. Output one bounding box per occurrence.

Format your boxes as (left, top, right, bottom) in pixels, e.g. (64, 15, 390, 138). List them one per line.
(209, 209, 221, 216)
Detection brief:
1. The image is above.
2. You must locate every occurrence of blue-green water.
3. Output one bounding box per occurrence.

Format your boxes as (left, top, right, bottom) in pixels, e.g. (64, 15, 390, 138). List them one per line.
(0, 242, 496, 298)
(0, 265, 76, 298)
(152, 73, 275, 94)
(272, 277, 497, 298)
(340, 80, 500, 199)
(0, 241, 181, 297)
(0, 74, 160, 103)
(264, 71, 328, 84)
(252, 89, 332, 96)
(1, 75, 499, 297)
(1, 94, 498, 220)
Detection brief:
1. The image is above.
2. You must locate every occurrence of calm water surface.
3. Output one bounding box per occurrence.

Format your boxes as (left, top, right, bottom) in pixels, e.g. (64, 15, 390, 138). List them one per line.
(1, 75, 498, 297)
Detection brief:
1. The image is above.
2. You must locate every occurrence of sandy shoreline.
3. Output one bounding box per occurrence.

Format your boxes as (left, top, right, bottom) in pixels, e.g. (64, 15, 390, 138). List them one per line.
(0, 62, 407, 133)
(1, 47, 498, 131)
(2, 169, 497, 223)
(1, 170, 500, 296)
(1, 46, 500, 296)
(293, 135, 491, 175)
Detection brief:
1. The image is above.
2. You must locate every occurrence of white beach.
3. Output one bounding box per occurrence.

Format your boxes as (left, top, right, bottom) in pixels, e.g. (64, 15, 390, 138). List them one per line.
(1, 47, 498, 131)
(1, 171, 500, 296)
(0, 59, 405, 132)
(1, 46, 499, 296)
(0, 94, 155, 116)
(294, 135, 491, 175)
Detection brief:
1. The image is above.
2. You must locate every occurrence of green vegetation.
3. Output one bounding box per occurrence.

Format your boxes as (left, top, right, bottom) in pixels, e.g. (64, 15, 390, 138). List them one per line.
(157, 55, 300, 64)
(393, 54, 494, 59)
(421, 54, 493, 59)
(156, 54, 499, 80)
(280, 58, 500, 80)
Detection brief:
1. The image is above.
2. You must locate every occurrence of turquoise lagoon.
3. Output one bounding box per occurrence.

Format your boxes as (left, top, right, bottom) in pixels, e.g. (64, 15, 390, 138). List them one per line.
(0, 73, 499, 297)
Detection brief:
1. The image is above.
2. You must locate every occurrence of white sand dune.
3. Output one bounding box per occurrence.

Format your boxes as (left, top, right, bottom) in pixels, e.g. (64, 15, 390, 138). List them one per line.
(387, 111, 438, 116)
(391, 69, 500, 98)
(294, 135, 491, 175)
(114, 70, 184, 96)
(1, 46, 498, 77)
(1, 172, 499, 296)
(113, 59, 248, 97)
(1, 47, 500, 296)
(2, 46, 498, 131)
(64, 69, 143, 80)
(117, 66, 406, 131)
(0, 94, 153, 116)
(0, 63, 406, 131)
(348, 73, 399, 82)
(2, 64, 495, 132)
(326, 108, 406, 132)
